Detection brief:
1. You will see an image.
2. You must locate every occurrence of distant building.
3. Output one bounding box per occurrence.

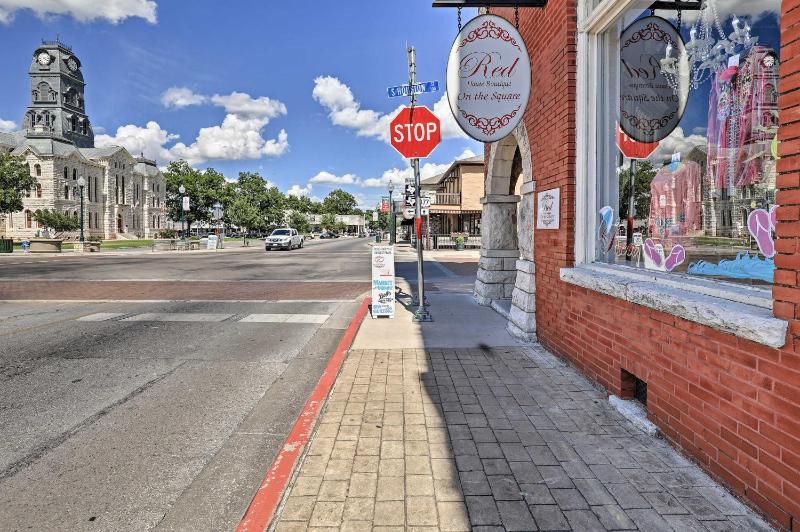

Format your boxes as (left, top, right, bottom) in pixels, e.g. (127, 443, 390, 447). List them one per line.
(420, 155, 484, 236)
(307, 214, 366, 233)
(0, 40, 166, 239)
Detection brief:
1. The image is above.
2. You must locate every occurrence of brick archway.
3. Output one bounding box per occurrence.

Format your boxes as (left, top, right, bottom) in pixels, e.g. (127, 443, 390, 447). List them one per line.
(475, 123, 537, 341)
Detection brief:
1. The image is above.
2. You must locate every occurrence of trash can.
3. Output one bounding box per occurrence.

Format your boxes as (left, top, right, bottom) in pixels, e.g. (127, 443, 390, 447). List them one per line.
(375, 234, 382, 243)
(0, 238, 12, 253)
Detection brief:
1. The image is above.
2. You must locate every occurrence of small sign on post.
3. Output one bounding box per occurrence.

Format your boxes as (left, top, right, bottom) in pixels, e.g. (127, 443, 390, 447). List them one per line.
(182, 196, 190, 212)
(371, 245, 395, 318)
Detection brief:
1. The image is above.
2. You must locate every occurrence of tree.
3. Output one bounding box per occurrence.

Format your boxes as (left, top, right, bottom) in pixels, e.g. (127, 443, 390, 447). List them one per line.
(226, 196, 264, 245)
(164, 161, 227, 234)
(320, 212, 337, 232)
(232, 172, 286, 230)
(288, 211, 311, 234)
(322, 189, 357, 215)
(0, 152, 36, 217)
(619, 160, 656, 222)
(32, 209, 80, 237)
(335, 221, 348, 234)
(368, 211, 389, 231)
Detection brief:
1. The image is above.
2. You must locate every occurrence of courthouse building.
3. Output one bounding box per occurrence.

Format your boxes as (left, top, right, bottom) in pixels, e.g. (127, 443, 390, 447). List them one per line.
(0, 40, 166, 240)
(460, 1, 800, 529)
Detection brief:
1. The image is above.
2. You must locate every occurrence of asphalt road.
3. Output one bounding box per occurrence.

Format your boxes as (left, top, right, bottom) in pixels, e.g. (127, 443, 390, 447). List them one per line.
(0, 237, 371, 531)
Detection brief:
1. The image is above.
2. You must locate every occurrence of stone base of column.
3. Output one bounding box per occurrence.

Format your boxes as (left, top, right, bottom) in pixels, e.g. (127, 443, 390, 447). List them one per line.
(508, 259, 536, 341)
(474, 249, 519, 305)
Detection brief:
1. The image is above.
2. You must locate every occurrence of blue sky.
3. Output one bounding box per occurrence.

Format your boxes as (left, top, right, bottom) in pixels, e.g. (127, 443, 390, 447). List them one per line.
(0, 0, 482, 208)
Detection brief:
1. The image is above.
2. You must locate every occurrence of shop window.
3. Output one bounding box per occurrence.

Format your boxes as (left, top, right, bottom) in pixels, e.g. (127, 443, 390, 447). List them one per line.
(591, 0, 781, 286)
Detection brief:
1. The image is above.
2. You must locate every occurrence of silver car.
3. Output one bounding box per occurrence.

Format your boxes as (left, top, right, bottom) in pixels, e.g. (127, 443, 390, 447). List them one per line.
(265, 228, 303, 250)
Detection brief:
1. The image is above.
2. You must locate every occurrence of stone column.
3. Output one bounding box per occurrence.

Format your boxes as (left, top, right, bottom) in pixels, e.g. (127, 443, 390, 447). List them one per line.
(474, 194, 520, 306)
(508, 182, 537, 341)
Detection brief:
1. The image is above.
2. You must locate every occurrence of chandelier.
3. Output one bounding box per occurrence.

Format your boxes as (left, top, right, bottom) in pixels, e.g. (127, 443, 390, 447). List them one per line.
(660, 0, 758, 93)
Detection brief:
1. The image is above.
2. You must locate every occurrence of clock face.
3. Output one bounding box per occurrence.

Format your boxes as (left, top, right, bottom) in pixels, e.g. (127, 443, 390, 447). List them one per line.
(67, 58, 78, 72)
(37, 52, 51, 66)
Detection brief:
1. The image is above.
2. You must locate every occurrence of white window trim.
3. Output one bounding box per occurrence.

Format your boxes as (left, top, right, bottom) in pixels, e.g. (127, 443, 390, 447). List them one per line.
(571, 0, 787, 348)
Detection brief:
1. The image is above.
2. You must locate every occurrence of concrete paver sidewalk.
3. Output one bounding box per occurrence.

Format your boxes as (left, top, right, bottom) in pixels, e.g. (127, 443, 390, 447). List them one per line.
(271, 344, 772, 531)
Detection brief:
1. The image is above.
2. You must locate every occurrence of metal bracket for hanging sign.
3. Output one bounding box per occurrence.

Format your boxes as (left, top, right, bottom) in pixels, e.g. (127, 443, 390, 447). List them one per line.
(432, 0, 546, 7)
(648, 0, 702, 10)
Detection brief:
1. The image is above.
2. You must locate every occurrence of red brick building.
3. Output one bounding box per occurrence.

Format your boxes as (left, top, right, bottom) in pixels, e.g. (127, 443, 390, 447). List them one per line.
(471, 1, 800, 529)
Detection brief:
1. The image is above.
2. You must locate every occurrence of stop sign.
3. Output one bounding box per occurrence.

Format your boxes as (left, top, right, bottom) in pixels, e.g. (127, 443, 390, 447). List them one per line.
(617, 123, 658, 160)
(390, 106, 441, 159)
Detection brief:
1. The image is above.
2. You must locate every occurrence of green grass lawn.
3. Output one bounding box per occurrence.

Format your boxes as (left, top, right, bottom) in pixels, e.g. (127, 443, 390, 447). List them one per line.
(12, 239, 154, 251)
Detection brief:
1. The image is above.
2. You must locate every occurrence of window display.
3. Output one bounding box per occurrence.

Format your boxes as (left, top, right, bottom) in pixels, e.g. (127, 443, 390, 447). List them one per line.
(595, 0, 781, 285)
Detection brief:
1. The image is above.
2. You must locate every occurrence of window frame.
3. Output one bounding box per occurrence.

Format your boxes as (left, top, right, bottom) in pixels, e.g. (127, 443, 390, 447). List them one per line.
(572, 0, 787, 345)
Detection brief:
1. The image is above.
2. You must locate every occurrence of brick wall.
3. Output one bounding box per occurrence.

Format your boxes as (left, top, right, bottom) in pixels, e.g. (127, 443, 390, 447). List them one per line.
(489, 1, 800, 530)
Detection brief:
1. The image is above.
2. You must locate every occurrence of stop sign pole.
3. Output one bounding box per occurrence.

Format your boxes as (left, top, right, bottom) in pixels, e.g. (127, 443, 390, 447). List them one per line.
(407, 46, 432, 322)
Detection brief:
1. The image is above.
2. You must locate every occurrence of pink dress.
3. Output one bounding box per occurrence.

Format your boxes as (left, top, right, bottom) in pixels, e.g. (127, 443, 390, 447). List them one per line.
(707, 46, 779, 190)
(648, 161, 702, 238)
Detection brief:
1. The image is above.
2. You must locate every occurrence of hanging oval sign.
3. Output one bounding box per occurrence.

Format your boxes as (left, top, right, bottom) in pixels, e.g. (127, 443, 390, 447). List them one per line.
(447, 14, 531, 143)
(620, 16, 688, 144)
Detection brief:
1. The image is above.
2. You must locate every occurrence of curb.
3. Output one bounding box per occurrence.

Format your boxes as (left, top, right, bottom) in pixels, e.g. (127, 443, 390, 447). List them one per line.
(236, 297, 371, 532)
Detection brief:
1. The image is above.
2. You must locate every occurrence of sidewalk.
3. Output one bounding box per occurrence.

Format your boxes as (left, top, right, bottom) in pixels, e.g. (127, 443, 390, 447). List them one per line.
(268, 290, 773, 530)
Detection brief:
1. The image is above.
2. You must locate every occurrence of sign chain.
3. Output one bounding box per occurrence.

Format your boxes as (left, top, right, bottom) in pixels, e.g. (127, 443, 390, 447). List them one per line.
(515, 5, 519, 29)
(457, 7, 462, 31)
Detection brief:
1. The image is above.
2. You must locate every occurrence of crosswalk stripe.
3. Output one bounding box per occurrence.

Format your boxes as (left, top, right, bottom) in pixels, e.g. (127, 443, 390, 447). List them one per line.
(77, 312, 127, 322)
(76, 312, 331, 324)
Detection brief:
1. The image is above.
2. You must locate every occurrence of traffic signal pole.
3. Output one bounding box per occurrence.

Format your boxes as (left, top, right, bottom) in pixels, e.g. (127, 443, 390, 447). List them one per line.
(408, 45, 431, 322)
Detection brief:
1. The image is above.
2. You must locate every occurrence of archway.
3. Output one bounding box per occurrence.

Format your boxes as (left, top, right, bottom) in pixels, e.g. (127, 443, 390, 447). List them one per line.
(474, 123, 537, 341)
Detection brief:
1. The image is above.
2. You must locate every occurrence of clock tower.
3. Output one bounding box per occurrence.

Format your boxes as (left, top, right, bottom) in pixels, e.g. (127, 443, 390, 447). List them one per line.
(23, 39, 94, 148)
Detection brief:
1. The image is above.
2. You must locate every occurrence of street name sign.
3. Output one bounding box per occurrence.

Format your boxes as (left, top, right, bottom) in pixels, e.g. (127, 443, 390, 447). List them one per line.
(389, 106, 441, 159)
(371, 246, 395, 318)
(387, 81, 439, 98)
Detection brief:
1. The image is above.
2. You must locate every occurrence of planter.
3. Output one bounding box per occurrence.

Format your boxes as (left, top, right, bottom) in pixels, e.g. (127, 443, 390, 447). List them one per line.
(455, 241, 465, 251)
(153, 239, 177, 251)
(73, 242, 102, 253)
(0, 238, 12, 253)
(29, 238, 62, 253)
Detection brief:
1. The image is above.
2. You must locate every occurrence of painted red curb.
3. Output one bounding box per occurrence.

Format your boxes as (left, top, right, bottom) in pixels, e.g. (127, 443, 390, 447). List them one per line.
(237, 297, 371, 532)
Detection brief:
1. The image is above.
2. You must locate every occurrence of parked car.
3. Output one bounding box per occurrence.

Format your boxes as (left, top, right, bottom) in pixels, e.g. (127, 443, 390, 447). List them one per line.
(265, 228, 304, 250)
(319, 231, 336, 239)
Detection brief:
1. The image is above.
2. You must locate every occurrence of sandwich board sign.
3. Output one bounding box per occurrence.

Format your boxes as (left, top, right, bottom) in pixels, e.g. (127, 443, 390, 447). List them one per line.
(371, 245, 395, 318)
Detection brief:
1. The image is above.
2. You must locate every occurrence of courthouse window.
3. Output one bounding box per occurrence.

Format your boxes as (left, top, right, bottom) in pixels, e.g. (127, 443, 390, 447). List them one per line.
(593, 0, 781, 286)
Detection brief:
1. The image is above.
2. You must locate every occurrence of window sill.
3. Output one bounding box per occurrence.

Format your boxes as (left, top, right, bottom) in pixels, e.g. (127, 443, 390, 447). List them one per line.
(559, 264, 787, 349)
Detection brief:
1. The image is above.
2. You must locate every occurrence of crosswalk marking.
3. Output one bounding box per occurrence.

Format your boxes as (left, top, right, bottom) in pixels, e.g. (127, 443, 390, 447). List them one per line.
(122, 313, 234, 322)
(77, 312, 127, 322)
(77, 312, 330, 324)
(239, 314, 329, 324)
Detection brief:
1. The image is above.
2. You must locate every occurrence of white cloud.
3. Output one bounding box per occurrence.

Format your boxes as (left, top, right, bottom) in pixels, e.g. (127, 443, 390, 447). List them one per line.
(313, 76, 468, 143)
(103, 89, 288, 165)
(96, 121, 177, 163)
(0, 118, 16, 132)
(360, 148, 477, 188)
(0, 0, 157, 24)
(310, 171, 360, 185)
(161, 87, 207, 108)
(210, 92, 286, 119)
(287, 183, 313, 197)
(649, 127, 707, 164)
(169, 115, 288, 165)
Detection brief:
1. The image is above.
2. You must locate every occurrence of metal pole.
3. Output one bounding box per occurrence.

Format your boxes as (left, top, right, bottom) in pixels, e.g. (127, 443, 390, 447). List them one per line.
(389, 188, 395, 244)
(626, 159, 635, 261)
(79, 185, 84, 243)
(408, 45, 431, 321)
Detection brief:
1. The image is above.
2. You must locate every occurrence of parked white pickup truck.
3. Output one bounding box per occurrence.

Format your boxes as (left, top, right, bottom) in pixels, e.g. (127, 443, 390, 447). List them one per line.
(265, 228, 304, 251)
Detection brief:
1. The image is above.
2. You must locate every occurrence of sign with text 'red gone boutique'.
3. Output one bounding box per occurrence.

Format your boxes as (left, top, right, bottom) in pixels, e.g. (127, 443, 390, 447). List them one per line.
(371, 245, 395, 318)
(620, 16, 687, 143)
(447, 14, 531, 143)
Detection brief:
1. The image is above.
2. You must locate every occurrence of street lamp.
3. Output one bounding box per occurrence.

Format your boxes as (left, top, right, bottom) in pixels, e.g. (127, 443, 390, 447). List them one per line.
(178, 184, 186, 240)
(77, 176, 85, 243)
(388, 182, 396, 245)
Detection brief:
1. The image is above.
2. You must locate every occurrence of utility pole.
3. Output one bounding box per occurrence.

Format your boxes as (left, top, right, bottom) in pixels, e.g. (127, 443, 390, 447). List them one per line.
(408, 45, 431, 322)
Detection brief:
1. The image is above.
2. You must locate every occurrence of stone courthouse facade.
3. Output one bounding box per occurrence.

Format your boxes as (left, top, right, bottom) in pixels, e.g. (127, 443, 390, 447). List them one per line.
(0, 40, 166, 240)
(470, 1, 800, 529)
